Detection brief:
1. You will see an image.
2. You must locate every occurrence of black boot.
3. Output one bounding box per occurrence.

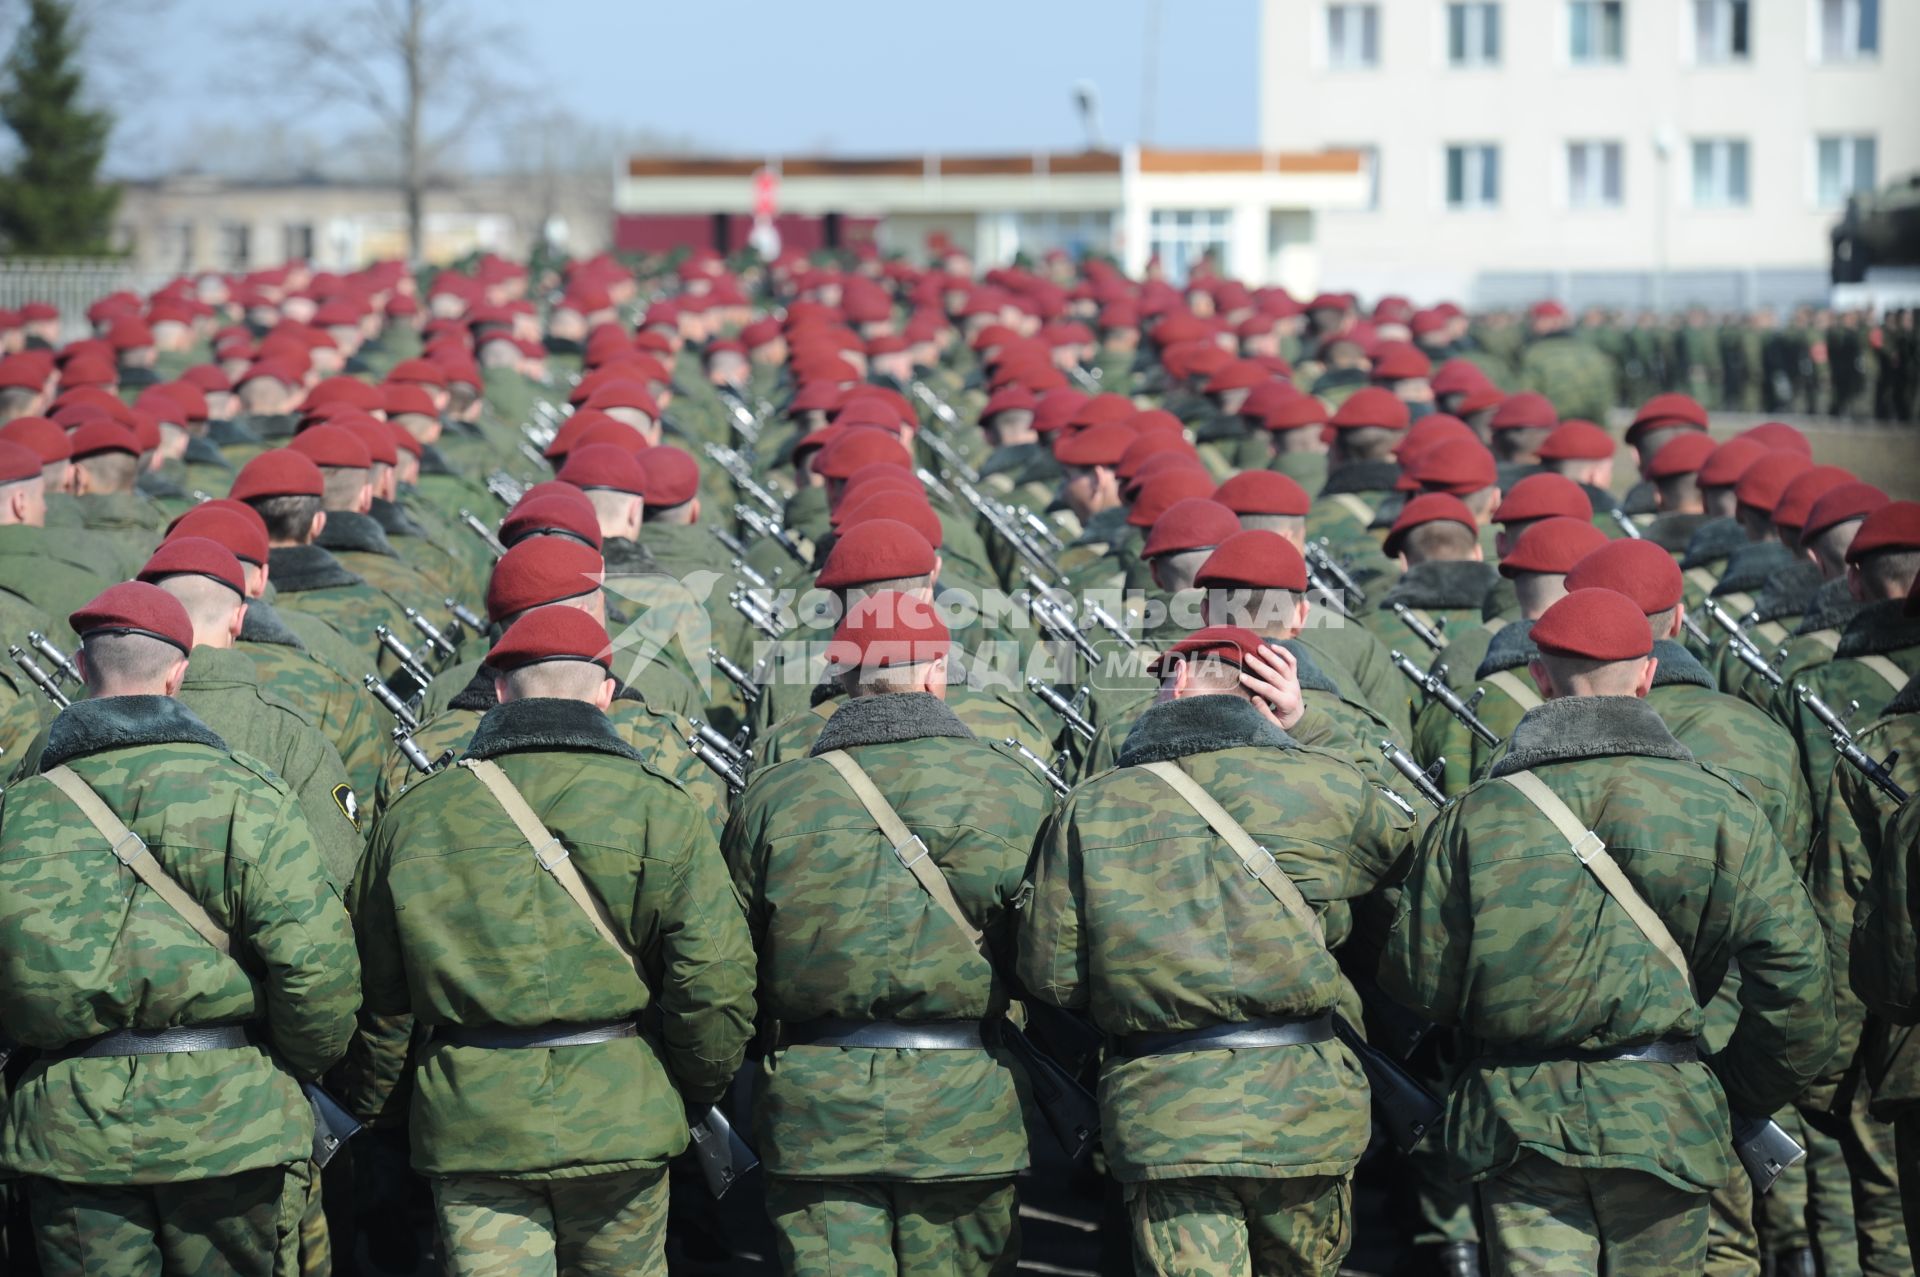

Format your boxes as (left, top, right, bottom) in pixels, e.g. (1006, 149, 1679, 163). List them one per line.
(1437, 1241, 1483, 1277)
(1770, 1248, 1818, 1277)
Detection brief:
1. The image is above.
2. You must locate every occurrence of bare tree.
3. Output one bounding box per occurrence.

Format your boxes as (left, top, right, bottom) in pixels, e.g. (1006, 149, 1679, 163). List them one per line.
(234, 0, 523, 262)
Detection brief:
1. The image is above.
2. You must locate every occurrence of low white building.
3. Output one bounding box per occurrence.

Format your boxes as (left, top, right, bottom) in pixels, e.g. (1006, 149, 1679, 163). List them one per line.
(1258, 0, 1919, 309)
(614, 147, 1370, 293)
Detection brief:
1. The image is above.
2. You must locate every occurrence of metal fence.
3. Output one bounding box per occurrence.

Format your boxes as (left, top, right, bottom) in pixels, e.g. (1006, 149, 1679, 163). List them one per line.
(0, 259, 178, 341)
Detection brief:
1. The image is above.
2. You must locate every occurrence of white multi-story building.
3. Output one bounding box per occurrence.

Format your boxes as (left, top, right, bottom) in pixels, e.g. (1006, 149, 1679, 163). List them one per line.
(1259, 0, 1918, 309)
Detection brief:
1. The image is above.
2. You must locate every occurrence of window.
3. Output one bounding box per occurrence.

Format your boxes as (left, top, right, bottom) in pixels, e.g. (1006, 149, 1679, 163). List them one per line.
(1148, 209, 1230, 286)
(1445, 144, 1500, 209)
(1817, 0, 1878, 61)
(1568, 1, 1624, 64)
(1817, 136, 1877, 207)
(1447, 3, 1500, 66)
(1012, 211, 1113, 258)
(283, 223, 315, 263)
(1567, 141, 1624, 208)
(1355, 144, 1380, 209)
(1691, 139, 1750, 208)
(218, 222, 251, 270)
(1326, 3, 1380, 68)
(1692, 0, 1750, 62)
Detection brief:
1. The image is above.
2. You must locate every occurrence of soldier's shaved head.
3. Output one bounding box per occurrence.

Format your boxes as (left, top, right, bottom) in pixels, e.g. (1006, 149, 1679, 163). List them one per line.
(496, 659, 614, 706)
(154, 574, 247, 649)
(1530, 651, 1656, 699)
(1401, 519, 1481, 565)
(78, 631, 189, 697)
(76, 451, 138, 495)
(1856, 549, 1920, 600)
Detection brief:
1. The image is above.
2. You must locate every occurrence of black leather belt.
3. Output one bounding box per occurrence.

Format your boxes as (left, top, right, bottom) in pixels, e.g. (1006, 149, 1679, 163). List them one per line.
(435, 1020, 639, 1049)
(52, 1023, 254, 1062)
(782, 1018, 986, 1050)
(1487, 1038, 1700, 1067)
(1117, 1013, 1335, 1059)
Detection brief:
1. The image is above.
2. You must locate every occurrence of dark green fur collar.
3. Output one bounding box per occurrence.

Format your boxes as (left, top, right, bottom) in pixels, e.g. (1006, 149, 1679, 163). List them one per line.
(1477, 620, 1539, 677)
(1649, 638, 1714, 689)
(1383, 560, 1502, 612)
(978, 441, 1041, 479)
(465, 697, 642, 762)
(1644, 512, 1711, 555)
(1837, 598, 1920, 660)
(183, 434, 231, 468)
(268, 545, 365, 593)
(370, 496, 429, 540)
(208, 417, 262, 447)
(1681, 517, 1745, 570)
(1886, 672, 1920, 717)
(1749, 559, 1825, 624)
(238, 597, 307, 651)
(1273, 638, 1341, 695)
(1117, 693, 1294, 767)
(809, 691, 974, 754)
(317, 510, 399, 558)
(1713, 541, 1798, 597)
(1490, 695, 1693, 777)
(1794, 575, 1862, 637)
(601, 536, 663, 575)
(42, 696, 228, 771)
(418, 444, 459, 477)
(1320, 459, 1401, 498)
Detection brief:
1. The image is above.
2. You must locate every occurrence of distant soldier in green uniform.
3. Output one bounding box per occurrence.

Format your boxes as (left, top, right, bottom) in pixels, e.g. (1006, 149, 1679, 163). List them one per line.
(1518, 302, 1615, 426)
(350, 608, 755, 1277)
(1383, 587, 1838, 1276)
(0, 582, 360, 1277)
(1367, 495, 1502, 693)
(1021, 624, 1415, 1275)
(68, 421, 169, 544)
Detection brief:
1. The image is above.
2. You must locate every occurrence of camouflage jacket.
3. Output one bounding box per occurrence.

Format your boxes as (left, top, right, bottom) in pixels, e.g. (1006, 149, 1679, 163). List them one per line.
(1519, 332, 1615, 424)
(1019, 693, 1415, 1182)
(237, 598, 387, 801)
(1769, 599, 1920, 810)
(1853, 783, 1920, 1039)
(751, 677, 1053, 776)
(75, 489, 169, 542)
(351, 696, 755, 1177)
(1368, 561, 1503, 725)
(723, 692, 1052, 1180)
(1381, 694, 1837, 1192)
(1296, 615, 1412, 745)
(1412, 618, 1539, 794)
(0, 523, 122, 639)
(316, 512, 458, 637)
(0, 695, 359, 1183)
(268, 543, 414, 656)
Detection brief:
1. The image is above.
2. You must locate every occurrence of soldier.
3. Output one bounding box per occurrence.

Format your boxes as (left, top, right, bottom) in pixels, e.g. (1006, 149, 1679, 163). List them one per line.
(1311, 388, 1410, 580)
(1368, 494, 1502, 678)
(1382, 587, 1838, 1275)
(723, 590, 1052, 1274)
(350, 607, 754, 1277)
(1518, 302, 1614, 426)
(67, 420, 169, 542)
(1759, 483, 1892, 712)
(0, 582, 360, 1277)
(1534, 419, 1620, 525)
(1020, 623, 1415, 1274)
(1640, 432, 1720, 557)
(1620, 393, 1712, 518)
(0, 436, 121, 634)
(1485, 391, 1557, 486)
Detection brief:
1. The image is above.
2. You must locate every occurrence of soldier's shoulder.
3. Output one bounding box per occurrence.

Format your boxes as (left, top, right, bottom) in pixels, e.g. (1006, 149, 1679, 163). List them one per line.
(223, 747, 298, 799)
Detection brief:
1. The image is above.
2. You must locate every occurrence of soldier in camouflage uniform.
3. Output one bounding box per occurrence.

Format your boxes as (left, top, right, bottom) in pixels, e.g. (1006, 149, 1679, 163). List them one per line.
(0, 582, 360, 1277)
(1518, 302, 1615, 426)
(1383, 587, 1838, 1276)
(1366, 495, 1502, 724)
(1310, 388, 1409, 596)
(724, 592, 1053, 1275)
(1754, 484, 1890, 713)
(1020, 624, 1415, 1275)
(350, 609, 755, 1277)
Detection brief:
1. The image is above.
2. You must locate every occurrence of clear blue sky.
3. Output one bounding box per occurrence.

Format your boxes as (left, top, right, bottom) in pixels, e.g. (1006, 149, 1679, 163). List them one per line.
(96, 0, 1261, 175)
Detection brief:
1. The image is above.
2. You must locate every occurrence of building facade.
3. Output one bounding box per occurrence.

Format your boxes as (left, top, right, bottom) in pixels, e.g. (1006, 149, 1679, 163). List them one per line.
(1259, 0, 1919, 308)
(614, 147, 1369, 292)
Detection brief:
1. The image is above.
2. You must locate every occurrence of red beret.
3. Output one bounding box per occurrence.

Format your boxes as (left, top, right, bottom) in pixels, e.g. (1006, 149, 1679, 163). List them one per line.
(1256, 392, 1326, 433)
(105, 318, 154, 350)
(231, 449, 326, 502)
(1128, 468, 1219, 529)
(1800, 482, 1888, 545)
(1393, 413, 1478, 462)
(1128, 408, 1186, 438)
(71, 581, 196, 655)
(383, 384, 437, 419)
(1384, 493, 1478, 558)
(338, 418, 398, 467)
(0, 416, 70, 464)
(138, 536, 246, 597)
(573, 417, 650, 456)
(1329, 387, 1411, 432)
(1494, 473, 1594, 525)
(1489, 391, 1558, 431)
(487, 607, 615, 672)
(815, 429, 913, 480)
(133, 386, 189, 424)
(1565, 539, 1683, 613)
(1214, 470, 1310, 517)
(584, 380, 662, 420)
(500, 494, 603, 551)
(1643, 431, 1718, 479)
(741, 319, 782, 348)
(235, 357, 302, 389)
(289, 424, 372, 471)
(1628, 393, 1709, 442)
(1142, 497, 1240, 559)
(179, 364, 232, 393)
(815, 519, 937, 590)
(0, 355, 49, 390)
(1149, 624, 1271, 676)
(1537, 419, 1615, 462)
(557, 443, 647, 496)
(1845, 501, 1920, 563)
(160, 381, 208, 422)
(1411, 439, 1498, 494)
(0, 439, 42, 484)
(1194, 529, 1309, 591)
(386, 357, 447, 387)
(825, 590, 950, 670)
(1771, 465, 1855, 531)
(1697, 438, 1771, 489)
(1369, 341, 1432, 382)
(68, 420, 140, 460)
(1116, 431, 1191, 481)
(1054, 422, 1135, 469)
(485, 538, 605, 621)
(1531, 588, 1654, 662)
(1732, 452, 1812, 514)
(1499, 517, 1610, 578)
(633, 445, 698, 507)
(1070, 393, 1138, 429)
(304, 376, 384, 413)
(1430, 359, 1492, 397)
(165, 504, 271, 565)
(981, 385, 1038, 420)
(1033, 390, 1089, 434)
(838, 489, 944, 549)
(1204, 358, 1270, 394)
(836, 464, 925, 512)
(1736, 421, 1813, 457)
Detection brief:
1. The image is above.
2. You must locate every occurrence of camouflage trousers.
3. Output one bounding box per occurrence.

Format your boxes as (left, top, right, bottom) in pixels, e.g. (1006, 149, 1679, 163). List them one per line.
(26, 1162, 309, 1277)
(1704, 1158, 1759, 1276)
(431, 1168, 667, 1277)
(1764, 1088, 1913, 1277)
(1124, 1172, 1351, 1277)
(763, 1175, 1019, 1276)
(1477, 1155, 1707, 1276)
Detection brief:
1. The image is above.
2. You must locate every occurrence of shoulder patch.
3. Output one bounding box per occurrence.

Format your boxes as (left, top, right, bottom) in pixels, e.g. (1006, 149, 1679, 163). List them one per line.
(332, 782, 360, 828)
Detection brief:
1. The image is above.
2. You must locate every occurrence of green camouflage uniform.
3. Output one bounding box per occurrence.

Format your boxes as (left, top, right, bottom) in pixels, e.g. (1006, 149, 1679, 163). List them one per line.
(1366, 561, 1504, 731)
(1411, 618, 1537, 795)
(724, 691, 1053, 1275)
(0, 694, 359, 1277)
(1019, 692, 1414, 1275)
(349, 695, 755, 1277)
(1383, 694, 1838, 1276)
(1520, 331, 1616, 424)
(1770, 600, 1920, 813)
(235, 597, 388, 800)
(0, 522, 123, 641)
(266, 543, 415, 657)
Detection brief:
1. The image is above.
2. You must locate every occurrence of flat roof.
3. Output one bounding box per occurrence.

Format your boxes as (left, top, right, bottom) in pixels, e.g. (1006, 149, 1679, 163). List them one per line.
(624, 147, 1362, 180)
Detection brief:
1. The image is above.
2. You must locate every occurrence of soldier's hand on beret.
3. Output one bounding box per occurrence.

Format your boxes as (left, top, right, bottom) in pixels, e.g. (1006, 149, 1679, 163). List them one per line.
(1240, 643, 1305, 732)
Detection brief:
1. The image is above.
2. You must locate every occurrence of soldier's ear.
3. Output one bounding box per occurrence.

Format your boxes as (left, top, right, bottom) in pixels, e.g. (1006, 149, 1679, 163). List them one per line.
(309, 509, 327, 542)
(1527, 658, 1554, 700)
(1635, 657, 1658, 699)
(593, 677, 616, 711)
